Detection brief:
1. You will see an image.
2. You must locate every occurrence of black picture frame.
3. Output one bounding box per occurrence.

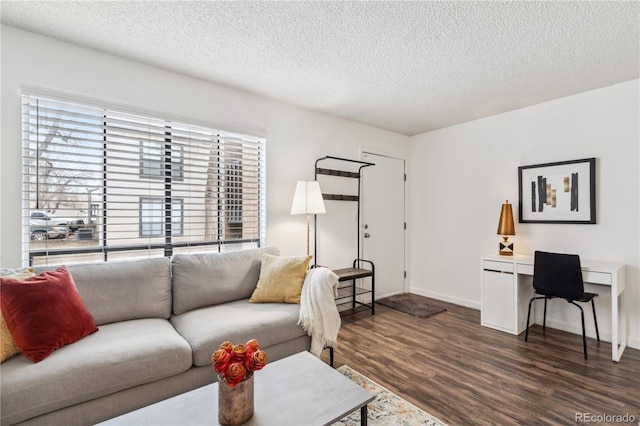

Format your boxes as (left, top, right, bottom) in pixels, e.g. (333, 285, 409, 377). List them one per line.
(518, 158, 596, 224)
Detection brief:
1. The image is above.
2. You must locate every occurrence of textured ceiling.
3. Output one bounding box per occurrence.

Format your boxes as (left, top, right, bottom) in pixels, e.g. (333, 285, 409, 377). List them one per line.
(1, 1, 638, 136)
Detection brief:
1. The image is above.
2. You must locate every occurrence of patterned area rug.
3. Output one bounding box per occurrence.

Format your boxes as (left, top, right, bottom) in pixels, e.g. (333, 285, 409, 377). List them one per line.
(376, 294, 446, 318)
(333, 365, 447, 426)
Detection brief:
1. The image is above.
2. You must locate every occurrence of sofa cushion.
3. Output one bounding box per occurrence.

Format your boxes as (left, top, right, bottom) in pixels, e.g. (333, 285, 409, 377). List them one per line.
(0, 266, 98, 363)
(171, 247, 279, 315)
(0, 318, 192, 425)
(36, 257, 172, 325)
(249, 254, 311, 304)
(170, 299, 306, 366)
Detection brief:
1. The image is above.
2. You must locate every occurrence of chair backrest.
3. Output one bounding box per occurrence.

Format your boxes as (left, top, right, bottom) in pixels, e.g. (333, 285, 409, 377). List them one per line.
(533, 251, 584, 300)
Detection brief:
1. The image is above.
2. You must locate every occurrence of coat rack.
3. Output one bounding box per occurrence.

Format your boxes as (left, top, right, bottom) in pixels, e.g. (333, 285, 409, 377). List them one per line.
(313, 155, 376, 317)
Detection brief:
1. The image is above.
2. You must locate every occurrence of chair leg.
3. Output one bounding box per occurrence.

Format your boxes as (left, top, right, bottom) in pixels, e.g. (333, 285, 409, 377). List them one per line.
(570, 301, 588, 359)
(580, 306, 587, 359)
(525, 297, 546, 342)
(542, 298, 548, 331)
(525, 298, 534, 342)
(591, 300, 600, 343)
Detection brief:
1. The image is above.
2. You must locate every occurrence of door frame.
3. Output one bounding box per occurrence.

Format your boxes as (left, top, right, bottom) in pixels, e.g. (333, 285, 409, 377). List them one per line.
(359, 147, 408, 294)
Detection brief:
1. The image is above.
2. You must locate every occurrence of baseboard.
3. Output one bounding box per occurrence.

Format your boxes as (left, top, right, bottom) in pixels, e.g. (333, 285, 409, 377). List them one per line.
(530, 318, 640, 351)
(405, 287, 640, 352)
(539, 317, 611, 343)
(408, 287, 481, 311)
(375, 290, 405, 300)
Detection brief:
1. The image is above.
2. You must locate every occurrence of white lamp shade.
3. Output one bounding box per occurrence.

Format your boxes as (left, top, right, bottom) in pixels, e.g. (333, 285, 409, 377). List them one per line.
(290, 181, 326, 215)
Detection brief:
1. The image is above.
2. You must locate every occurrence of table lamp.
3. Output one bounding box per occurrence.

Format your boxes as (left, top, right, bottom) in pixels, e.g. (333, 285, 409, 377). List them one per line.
(290, 181, 326, 256)
(497, 200, 515, 256)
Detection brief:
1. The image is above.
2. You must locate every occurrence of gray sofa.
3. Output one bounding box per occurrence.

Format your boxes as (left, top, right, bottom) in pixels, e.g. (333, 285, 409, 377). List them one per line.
(0, 247, 311, 425)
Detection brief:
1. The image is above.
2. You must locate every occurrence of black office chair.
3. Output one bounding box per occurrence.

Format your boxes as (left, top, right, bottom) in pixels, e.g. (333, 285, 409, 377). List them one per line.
(525, 251, 600, 359)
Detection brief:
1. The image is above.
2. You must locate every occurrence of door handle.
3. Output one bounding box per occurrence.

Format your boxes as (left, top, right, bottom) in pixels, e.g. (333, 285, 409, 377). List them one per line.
(364, 233, 371, 238)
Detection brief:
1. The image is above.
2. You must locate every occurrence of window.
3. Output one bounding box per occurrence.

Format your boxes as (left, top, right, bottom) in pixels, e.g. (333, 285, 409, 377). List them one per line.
(140, 140, 183, 180)
(22, 94, 266, 266)
(170, 199, 184, 237)
(140, 198, 183, 237)
(140, 198, 163, 237)
(31, 211, 48, 220)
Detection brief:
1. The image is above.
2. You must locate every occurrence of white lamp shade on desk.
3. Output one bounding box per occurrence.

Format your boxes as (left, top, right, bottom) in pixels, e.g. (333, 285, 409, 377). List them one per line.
(290, 181, 326, 215)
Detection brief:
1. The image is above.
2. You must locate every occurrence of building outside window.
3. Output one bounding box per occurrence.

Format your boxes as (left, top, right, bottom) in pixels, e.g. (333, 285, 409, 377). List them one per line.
(225, 161, 242, 239)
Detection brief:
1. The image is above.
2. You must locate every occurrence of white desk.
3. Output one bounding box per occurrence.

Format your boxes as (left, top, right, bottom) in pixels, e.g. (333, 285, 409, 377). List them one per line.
(480, 254, 626, 362)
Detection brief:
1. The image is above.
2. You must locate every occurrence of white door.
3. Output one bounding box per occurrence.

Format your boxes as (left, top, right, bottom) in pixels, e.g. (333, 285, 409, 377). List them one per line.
(361, 152, 406, 299)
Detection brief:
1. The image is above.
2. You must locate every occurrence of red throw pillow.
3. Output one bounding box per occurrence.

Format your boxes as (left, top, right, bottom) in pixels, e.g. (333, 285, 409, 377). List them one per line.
(0, 266, 98, 363)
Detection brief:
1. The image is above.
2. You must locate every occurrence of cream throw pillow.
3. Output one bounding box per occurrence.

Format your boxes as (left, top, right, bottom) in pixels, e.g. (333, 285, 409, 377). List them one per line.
(1, 267, 35, 362)
(249, 254, 311, 304)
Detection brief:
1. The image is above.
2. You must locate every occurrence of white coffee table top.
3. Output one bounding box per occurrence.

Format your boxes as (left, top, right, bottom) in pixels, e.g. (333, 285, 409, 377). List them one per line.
(99, 351, 374, 425)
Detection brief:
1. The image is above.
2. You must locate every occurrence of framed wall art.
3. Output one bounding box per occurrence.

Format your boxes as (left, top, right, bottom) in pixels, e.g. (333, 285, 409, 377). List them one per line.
(518, 158, 596, 224)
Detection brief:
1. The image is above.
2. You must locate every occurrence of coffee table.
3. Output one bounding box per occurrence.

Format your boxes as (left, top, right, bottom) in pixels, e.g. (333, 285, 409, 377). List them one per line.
(99, 351, 374, 425)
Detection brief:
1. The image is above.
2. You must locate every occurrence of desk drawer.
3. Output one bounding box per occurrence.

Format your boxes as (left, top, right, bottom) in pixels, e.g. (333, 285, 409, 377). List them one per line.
(517, 264, 534, 275)
(514, 264, 611, 285)
(582, 271, 611, 285)
(483, 260, 514, 273)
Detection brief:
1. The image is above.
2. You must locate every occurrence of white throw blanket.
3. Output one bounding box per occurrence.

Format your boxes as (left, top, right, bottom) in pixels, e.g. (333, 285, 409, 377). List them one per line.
(298, 267, 341, 356)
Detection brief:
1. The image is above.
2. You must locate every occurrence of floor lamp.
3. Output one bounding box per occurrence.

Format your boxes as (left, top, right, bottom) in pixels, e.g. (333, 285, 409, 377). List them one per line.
(290, 181, 326, 256)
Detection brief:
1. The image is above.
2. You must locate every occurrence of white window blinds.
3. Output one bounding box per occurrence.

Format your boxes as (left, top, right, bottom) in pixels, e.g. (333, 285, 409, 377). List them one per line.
(22, 95, 266, 265)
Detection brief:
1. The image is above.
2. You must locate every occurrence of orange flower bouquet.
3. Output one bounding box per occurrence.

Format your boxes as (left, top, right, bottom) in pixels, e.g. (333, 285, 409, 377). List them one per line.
(211, 339, 268, 387)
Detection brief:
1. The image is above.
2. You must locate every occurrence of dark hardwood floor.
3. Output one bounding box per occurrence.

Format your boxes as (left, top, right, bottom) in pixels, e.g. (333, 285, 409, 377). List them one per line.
(323, 294, 640, 426)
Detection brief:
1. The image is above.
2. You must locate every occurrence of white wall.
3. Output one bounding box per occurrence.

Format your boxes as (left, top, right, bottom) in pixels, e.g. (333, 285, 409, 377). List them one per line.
(0, 26, 409, 267)
(3, 25, 638, 350)
(408, 79, 640, 349)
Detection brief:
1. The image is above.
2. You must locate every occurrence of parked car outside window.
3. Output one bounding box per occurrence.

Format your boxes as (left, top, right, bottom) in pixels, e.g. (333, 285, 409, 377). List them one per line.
(30, 222, 67, 240)
(30, 211, 84, 232)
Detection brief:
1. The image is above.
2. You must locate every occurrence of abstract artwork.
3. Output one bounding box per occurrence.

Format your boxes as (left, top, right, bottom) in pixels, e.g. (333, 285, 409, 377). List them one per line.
(518, 158, 596, 224)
